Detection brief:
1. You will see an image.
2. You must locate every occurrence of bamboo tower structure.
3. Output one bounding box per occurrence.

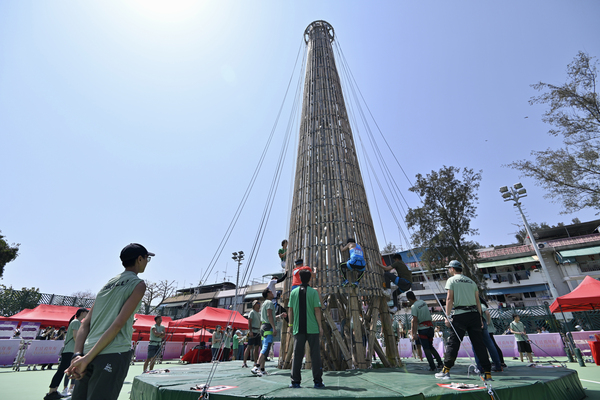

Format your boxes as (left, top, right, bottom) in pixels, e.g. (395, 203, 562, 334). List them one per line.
(279, 20, 401, 371)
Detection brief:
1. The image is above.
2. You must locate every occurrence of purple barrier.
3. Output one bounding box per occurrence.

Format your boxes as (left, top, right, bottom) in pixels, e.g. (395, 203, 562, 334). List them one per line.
(0, 339, 22, 365)
(162, 342, 183, 360)
(528, 333, 565, 357)
(494, 334, 517, 358)
(273, 341, 280, 357)
(135, 341, 149, 360)
(23, 340, 64, 365)
(20, 322, 40, 340)
(571, 331, 600, 353)
(0, 322, 19, 340)
(457, 336, 473, 357)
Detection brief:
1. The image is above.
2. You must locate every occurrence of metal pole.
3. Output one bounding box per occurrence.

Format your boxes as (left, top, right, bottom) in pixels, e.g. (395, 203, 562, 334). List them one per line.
(514, 200, 560, 299)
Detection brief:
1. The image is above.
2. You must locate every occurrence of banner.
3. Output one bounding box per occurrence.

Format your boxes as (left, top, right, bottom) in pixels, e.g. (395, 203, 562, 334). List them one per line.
(0, 321, 19, 339)
(0, 339, 22, 366)
(23, 340, 64, 365)
(20, 322, 41, 340)
(571, 331, 600, 352)
(398, 338, 412, 358)
(162, 342, 183, 360)
(494, 334, 517, 358)
(135, 341, 149, 360)
(528, 333, 565, 357)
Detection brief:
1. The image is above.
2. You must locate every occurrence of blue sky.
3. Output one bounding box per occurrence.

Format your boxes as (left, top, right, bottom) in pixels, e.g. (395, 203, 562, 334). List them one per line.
(1, 1, 599, 297)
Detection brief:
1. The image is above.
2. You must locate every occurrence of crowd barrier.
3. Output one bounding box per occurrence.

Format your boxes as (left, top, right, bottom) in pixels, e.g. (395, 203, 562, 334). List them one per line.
(1, 331, 598, 368)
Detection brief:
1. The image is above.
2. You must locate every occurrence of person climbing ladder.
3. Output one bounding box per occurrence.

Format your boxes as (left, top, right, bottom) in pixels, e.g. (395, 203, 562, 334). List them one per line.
(339, 238, 366, 287)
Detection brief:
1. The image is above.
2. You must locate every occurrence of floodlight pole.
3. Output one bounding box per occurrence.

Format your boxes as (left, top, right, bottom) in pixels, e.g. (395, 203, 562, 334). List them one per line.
(499, 185, 559, 300)
(232, 251, 244, 313)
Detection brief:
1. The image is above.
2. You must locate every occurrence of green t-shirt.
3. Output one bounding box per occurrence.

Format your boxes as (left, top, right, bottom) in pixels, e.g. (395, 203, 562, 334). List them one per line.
(445, 274, 478, 316)
(248, 309, 261, 333)
(392, 319, 399, 338)
(63, 319, 81, 354)
(84, 270, 143, 355)
(391, 260, 412, 282)
(510, 320, 527, 341)
(288, 285, 321, 335)
(482, 305, 496, 334)
(278, 248, 286, 261)
(211, 331, 222, 348)
(223, 332, 232, 348)
(232, 334, 239, 349)
(411, 299, 432, 330)
(150, 324, 165, 344)
(260, 299, 275, 324)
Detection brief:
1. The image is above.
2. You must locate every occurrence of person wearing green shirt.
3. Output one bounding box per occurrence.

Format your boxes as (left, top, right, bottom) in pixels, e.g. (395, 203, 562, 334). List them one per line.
(222, 326, 232, 361)
(287, 269, 324, 388)
(251, 288, 286, 376)
(45, 308, 88, 399)
(211, 326, 223, 360)
(407, 291, 443, 372)
(278, 239, 288, 269)
(242, 300, 261, 368)
(144, 316, 166, 372)
(65, 243, 152, 400)
(435, 260, 492, 382)
(232, 330, 240, 360)
(510, 314, 533, 362)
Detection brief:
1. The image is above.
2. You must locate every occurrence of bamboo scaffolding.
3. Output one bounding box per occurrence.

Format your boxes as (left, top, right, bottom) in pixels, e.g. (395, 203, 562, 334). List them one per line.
(280, 20, 395, 371)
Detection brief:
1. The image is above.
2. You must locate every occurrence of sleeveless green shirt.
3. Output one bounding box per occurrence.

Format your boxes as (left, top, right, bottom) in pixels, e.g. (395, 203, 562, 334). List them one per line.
(84, 270, 142, 355)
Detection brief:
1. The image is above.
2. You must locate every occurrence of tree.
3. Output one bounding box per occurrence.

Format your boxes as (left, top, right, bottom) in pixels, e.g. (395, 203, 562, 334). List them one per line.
(381, 242, 398, 254)
(141, 279, 176, 314)
(0, 231, 20, 278)
(71, 290, 96, 300)
(507, 52, 600, 214)
(405, 166, 482, 281)
(0, 285, 42, 317)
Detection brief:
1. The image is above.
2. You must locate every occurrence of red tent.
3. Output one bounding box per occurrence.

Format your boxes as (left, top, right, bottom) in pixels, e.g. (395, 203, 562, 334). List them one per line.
(176, 307, 247, 330)
(549, 276, 600, 313)
(6, 305, 83, 327)
(184, 329, 213, 341)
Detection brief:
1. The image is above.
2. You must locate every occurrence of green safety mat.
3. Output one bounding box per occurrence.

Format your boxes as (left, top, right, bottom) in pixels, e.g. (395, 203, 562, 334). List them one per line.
(131, 361, 585, 400)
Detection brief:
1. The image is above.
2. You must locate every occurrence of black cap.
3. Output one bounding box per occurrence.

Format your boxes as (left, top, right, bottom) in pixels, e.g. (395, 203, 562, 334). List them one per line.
(120, 243, 155, 262)
(295, 259, 303, 265)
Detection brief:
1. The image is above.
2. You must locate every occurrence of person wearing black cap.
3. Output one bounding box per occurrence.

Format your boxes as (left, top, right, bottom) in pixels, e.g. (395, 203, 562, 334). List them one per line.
(64, 243, 153, 400)
(435, 260, 492, 382)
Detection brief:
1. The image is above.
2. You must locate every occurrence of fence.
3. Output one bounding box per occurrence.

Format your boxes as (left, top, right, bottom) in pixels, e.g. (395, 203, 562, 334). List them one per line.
(0, 288, 95, 316)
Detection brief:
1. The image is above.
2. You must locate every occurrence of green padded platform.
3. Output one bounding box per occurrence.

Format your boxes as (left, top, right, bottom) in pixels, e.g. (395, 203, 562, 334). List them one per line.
(132, 360, 585, 400)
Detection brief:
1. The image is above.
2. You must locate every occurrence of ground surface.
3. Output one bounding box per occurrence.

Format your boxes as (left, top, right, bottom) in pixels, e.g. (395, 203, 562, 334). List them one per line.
(1, 357, 598, 400)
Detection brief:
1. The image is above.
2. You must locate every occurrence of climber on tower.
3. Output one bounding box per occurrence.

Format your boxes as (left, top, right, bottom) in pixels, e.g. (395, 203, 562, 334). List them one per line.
(339, 238, 367, 287)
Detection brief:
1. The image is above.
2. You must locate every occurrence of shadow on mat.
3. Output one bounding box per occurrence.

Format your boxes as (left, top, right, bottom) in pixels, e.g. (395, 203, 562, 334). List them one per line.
(315, 386, 367, 392)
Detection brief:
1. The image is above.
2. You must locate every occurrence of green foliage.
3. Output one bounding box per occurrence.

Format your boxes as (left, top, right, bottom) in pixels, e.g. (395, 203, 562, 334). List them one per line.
(0, 285, 42, 317)
(405, 166, 482, 281)
(381, 242, 398, 254)
(507, 52, 600, 214)
(0, 231, 20, 278)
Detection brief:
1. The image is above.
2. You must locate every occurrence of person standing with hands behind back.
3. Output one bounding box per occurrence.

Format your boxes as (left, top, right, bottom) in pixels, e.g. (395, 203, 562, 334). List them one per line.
(287, 269, 324, 389)
(65, 243, 152, 400)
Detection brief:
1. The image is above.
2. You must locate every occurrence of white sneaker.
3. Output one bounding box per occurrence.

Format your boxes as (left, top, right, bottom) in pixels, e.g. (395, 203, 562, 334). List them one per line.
(251, 366, 260, 375)
(256, 370, 263, 377)
(61, 388, 70, 396)
(435, 370, 451, 380)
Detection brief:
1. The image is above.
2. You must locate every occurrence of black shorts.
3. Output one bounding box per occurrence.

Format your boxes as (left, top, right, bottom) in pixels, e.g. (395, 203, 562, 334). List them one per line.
(71, 351, 131, 400)
(517, 341, 532, 353)
(248, 333, 261, 346)
(148, 344, 161, 358)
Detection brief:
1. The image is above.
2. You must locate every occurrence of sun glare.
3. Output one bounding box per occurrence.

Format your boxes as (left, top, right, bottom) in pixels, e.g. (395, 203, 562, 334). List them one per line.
(129, 0, 202, 23)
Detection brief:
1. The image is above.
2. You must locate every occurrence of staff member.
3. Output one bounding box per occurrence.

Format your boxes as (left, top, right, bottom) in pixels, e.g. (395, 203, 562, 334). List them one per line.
(435, 260, 492, 382)
(144, 316, 165, 372)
